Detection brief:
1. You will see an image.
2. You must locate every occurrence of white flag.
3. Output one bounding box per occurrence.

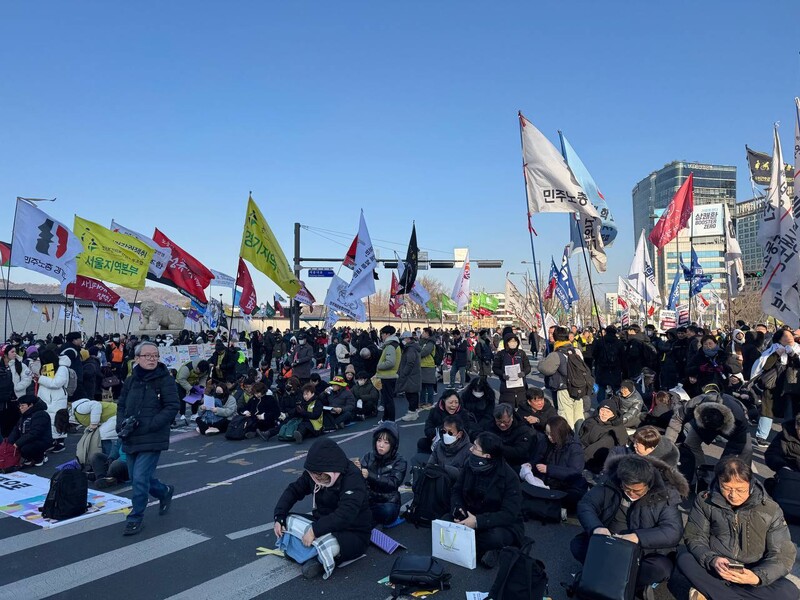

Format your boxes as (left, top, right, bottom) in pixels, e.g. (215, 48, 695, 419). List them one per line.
(110, 220, 172, 278)
(114, 297, 132, 316)
(210, 269, 236, 290)
(72, 301, 84, 322)
(323, 274, 366, 321)
(628, 231, 661, 306)
(398, 261, 430, 307)
(519, 113, 599, 219)
(346, 210, 377, 299)
(450, 250, 471, 311)
(11, 199, 83, 285)
(104, 308, 113, 321)
(324, 310, 340, 331)
(723, 203, 744, 299)
(30, 303, 39, 314)
(618, 275, 644, 309)
(759, 122, 800, 326)
(537, 312, 558, 340)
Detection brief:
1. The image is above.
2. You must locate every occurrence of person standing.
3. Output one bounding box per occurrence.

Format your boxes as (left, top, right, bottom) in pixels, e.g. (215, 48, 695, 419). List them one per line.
(376, 326, 401, 422)
(116, 341, 179, 536)
(336, 333, 354, 377)
(449, 330, 469, 386)
(418, 328, 437, 410)
(492, 331, 531, 408)
(291, 333, 315, 385)
(0, 344, 31, 439)
(398, 332, 422, 421)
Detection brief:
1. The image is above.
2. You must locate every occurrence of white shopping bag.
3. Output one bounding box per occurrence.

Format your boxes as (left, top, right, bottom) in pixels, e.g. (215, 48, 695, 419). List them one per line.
(431, 519, 476, 569)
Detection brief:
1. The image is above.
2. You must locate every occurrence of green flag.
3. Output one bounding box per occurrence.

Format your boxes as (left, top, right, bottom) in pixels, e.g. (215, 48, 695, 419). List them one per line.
(483, 294, 499, 312)
(440, 293, 458, 313)
(425, 299, 441, 319)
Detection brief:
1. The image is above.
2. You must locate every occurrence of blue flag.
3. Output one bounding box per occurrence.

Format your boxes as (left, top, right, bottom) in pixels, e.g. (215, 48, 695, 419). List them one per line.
(680, 250, 711, 297)
(559, 247, 579, 310)
(667, 266, 681, 310)
(548, 257, 572, 312)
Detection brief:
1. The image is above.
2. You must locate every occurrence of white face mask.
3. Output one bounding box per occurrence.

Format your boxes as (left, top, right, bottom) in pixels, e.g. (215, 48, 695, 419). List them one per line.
(473, 390, 484, 398)
(299, 339, 306, 345)
(442, 433, 458, 445)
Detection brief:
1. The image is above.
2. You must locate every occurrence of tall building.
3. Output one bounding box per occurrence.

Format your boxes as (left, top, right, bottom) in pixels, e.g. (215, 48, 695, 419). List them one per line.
(735, 197, 765, 287)
(631, 161, 736, 303)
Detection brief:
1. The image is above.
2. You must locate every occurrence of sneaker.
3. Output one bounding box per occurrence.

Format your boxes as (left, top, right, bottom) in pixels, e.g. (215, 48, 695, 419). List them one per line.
(400, 410, 419, 422)
(688, 588, 707, 600)
(48, 441, 66, 454)
(95, 477, 118, 489)
(480, 549, 499, 569)
(123, 521, 145, 536)
(377, 405, 384, 412)
(245, 431, 257, 439)
(20, 459, 33, 468)
(195, 427, 202, 434)
(34, 456, 48, 467)
(293, 431, 303, 443)
(205, 427, 220, 435)
(301, 559, 324, 579)
(560, 508, 568, 522)
(755, 437, 769, 448)
(257, 430, 273, 442)
(159, 484, 174, 516)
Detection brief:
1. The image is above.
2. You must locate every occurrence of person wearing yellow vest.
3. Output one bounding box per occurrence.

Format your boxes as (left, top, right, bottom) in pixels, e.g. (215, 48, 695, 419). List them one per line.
(71, 398, 118, 455)
(418, 328, 437, 410)
(376, 326, 402, 422)
(293, 382, 324, 443)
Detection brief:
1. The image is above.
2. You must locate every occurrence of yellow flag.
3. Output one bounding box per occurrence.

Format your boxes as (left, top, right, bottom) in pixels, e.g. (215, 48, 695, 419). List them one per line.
(74, 216, 154, 289)
(240, 196, 300, 297)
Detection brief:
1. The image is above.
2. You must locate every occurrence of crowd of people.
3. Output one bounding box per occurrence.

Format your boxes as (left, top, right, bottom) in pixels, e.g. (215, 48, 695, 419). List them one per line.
(1, 318, 799, 599)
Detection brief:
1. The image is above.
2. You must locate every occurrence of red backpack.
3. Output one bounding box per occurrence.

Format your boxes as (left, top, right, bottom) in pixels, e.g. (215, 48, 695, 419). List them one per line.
(0, 441, 21, 474)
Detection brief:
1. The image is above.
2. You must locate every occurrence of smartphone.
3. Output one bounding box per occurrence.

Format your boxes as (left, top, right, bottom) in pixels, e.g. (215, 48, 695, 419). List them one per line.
(728, 561, 745, 570)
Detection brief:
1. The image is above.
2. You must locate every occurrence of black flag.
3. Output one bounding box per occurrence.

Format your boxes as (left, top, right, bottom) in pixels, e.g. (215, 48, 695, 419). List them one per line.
(396, 224, 419, 295)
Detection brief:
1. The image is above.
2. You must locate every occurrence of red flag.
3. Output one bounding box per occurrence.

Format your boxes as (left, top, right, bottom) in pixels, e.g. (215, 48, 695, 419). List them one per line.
(66, 275, 121, 306)
(617, 296, 628, 310)
(647, 304, 655, 317)
(648, 173, 694, 250)
(343, 235, 358, 269)
(389, 272, 402, 318)
(236, 258, 258, 315)
(543, 276, 557, 300)
(150, 229, 214, 306)
(0, 241, 10, 267)
(273, 292, 285, 317)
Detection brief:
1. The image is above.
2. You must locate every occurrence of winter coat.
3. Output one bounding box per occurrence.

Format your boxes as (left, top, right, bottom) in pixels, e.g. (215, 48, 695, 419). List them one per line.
(241, 393, 281, 428)
(488, 414, 533, 468)
(396, 341, 421, 394)
(289, 343, 314, 380)
(419, 339, 437, 384)
(199, 393, 238, 420)
(517, 399, 557, 433)
(530, 435, 587, 496)
(175, 359, 209, 393)
(537, 342, 576, 393)
(352, 380, 380, 414)
(618, 389, 645, 426)
(209, 347, 238, 382)
(424, 398, 468, 441)
(82, 356, 102, 401)
(360, 422, 408, 507)
(60, 344, 86, 401)
(578, 455, 688, 554)
(623, 333, 657, 379)
(685, 349, 741, 391)
(765, 419, 800, 472)
(450, 338, 469, 367)
(7, 357, 32, 399)
(326, 386, 356, 414)
(664, 391, 749, 445)
(376, 337, 401, 380)
(7, 399, 53, 448)
(0, 361, 13, 408)
(608, 436, 680, 469)
(274, 437, 372, 539)
(116, 363, 180, 454)
(451, 457, 524, 541)
(36, 355, 70, 406)
(460, 378, 496, 432)
(591, 334, 625, 388)
(492, 334, 531, 394)
(428, 433, 472, 480)
(684, 480, 796, 586)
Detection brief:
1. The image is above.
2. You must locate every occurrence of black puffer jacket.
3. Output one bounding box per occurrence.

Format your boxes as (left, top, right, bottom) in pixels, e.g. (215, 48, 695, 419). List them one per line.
(492, 334, 531, 394)
(7, 399, 52, 447)
(530, 434, 587, 496)
(592, 333, 624, 388)
(577, 455, 689, 554)
(517, 398, 557, 433)
(460, 378, 496, 433)
(116, 363, 180, 454)
(609, 436, 680, 469)
(424, 398, 469, 441)
(488, 413, 533, 468)
(274, 437, 371, 538)
(684, 480, 796, 586)
(765, 419, 800, 472)
(360, 422, 408, 507)
(665, 391, 749, 445)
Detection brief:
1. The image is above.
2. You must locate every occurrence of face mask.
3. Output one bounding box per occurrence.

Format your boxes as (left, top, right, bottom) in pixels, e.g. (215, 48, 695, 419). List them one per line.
(468, 453, 494, 473)
(113, 337, 120, 343)
(703, 347, 718, 357)
(357, 380, 366, 386)
(473, 390, 484, 398)
(299, 340, 306, 345)
(624, 493, 640, 503)
(442, 433, 458, 445)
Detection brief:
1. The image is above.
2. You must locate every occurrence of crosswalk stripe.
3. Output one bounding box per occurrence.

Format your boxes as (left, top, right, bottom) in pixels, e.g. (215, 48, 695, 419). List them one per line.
(0, 512, 126, 558)
(225, 523, 272, 540)
(163, 555, 300, 600)
(206, 443, 290, 464)
(0, 527, 210, 600)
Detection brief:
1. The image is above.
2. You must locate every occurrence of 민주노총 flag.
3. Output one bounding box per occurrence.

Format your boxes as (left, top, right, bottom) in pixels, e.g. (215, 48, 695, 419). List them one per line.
(66, 275, 121, 306)
(11, 199, 83, 285)
(236, 258, 258, 316)
(649, 173, 694, 250)
(151, 228, 215, 306)
(110, 220, 172, 278)
(74, 216, 154, 289)
(240, 196, 301, 298)
(396, 224, 419, 296)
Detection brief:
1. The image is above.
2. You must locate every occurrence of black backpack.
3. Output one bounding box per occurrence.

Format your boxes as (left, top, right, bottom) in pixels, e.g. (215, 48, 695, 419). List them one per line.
(404, 464, 452, 528)
(225, 414, 249, 440)
(389, 554, 451, 598)
(563, 348, 594, 399)
(40, 470, 89, 521)
(489, 539, 548, 600)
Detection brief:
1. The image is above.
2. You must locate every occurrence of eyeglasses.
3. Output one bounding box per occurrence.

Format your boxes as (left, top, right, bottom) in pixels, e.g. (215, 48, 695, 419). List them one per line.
(139, 354, 160, 359)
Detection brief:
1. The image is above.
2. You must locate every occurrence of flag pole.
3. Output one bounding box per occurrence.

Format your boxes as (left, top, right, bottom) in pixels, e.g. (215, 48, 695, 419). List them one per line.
(518, 112, 550, 356)
(573, 216, 603, 331)
(93, 304, 100, 335)
(125, 290, 139, 336)
(3, 199, 22, 341)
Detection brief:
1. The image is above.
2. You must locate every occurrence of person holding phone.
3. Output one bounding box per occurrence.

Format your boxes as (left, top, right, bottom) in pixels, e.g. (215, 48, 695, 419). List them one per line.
(679, 456, 798, 600)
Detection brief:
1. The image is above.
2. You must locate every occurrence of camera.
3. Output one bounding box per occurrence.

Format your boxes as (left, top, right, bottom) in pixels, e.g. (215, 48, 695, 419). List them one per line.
(118, 416, 139, 440)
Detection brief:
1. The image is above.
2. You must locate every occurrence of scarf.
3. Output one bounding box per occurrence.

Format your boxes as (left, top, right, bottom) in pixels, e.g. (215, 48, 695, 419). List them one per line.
(750, 342, 800, 380)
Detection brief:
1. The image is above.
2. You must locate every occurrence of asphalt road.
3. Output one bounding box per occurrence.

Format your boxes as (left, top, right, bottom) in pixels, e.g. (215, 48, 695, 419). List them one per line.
(0, 352, 798, 600)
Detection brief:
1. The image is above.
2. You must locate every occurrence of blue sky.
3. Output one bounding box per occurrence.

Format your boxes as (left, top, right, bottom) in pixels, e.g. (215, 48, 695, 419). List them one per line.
(1, 1, 797, 304)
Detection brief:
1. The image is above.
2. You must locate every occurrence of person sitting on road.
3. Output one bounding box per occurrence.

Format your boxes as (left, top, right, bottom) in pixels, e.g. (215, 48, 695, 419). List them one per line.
(356, 421, 408, 526)
(351, 371, 379, 420)
(764, 412, 800, 473)
(196, 380, 238, 435)
(90, 441, 129, 489)
(428, 414, 472, 482)
(292, 382, 324, 443)
(419, 389, 469, 454)
(310, 373, 327, 397)
(450, 431, 524, 569)
(678, 457, 798, 600)
(572, 454, 689, 599)
(323, 376, 356, 430)
(273, 437, 372, 579)
(460, 376, 497, 434)
(616, 379, 645, 429)
(343, 364, 356, 389)
(71, 397, 118, 455)
(488, 402, 533, 469)
(524, 415, 587, 511)
(607, 425, 680, 469)
(639, 390, 676, 433)
(7, 394, 52, 467)
(580, 396, 629, 473)
(239, 382, 280, 441)
(517, 387, 557, 434)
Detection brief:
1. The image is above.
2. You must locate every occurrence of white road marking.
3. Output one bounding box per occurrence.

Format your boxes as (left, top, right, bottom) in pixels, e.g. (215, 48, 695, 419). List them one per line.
(225, 523, 272, 540)
(0, 512, 126, 558)
(158, 459, 199, 469)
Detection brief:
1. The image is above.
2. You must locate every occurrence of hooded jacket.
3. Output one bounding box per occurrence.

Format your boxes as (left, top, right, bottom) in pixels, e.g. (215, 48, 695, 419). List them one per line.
(6, 357, 32, 399)
(617, 389, 644, 426)
(488, 413, 533, 468)
(351, 379, 380, 414)
(765, 419, 800, 472)
(360, 422, 408, 506)
(665, 391, 748, 445)
(7, 399, 53, 448)
(684, 479, 796, 586)
(460, 378, 497, 432)
(424, 397, 468, 441)
(376, 335, 401, 379)
(116, 363, 180, 454)
(274, 437, 372, 539)
(419, 338, 437, 383)
(36, 354, 70, 405)
(428, 431, 471, 479)
(591, 332, 624, 387)
(578, 455, 689, 554)
(492, 333, 531, 394)
(396, 340, 421, 394)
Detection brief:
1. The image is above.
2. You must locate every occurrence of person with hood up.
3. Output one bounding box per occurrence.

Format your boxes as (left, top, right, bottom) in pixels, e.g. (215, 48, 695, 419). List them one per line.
(376, 325, 402, 422)
(273, 437, 372, 579)
(33, 348, 70, 453)
(488, 402, 533, 468)
(492, 330, 531, 408)
(525, 415, 587, 510)
(608, 425, 679, 469)
(356, 421, 408, 526)
(460, 376, 497, 433)
(352, 371, 379, 420)
(678, 457, 798, 600)
(428, 414, 472, 481)
(419, 389, 468, 453)
(450, 431, 524, 569)
(580, 396, 629, 473)
(290, 334, 315, 384)
(664, 383, 753, 473)
(323, 376, 356, 430)
(517, 387, 557, 434)
(7, 394, 53, 467)
(209, 339, 238, 383)
(397, 332, 422, 422)
(616, 379, 645, 428)
(572, 454, 689, 599)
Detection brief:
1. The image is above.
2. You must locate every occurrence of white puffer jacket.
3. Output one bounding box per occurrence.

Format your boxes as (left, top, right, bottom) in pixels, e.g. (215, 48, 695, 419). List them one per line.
(9, 357, 33, 399)
(37, 354, 70, 405)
